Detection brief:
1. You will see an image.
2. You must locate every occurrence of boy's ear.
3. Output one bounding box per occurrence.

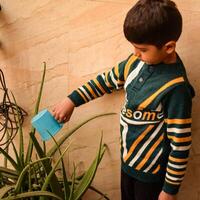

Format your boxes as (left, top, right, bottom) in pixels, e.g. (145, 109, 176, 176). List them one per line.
(163, 41, 176, 54)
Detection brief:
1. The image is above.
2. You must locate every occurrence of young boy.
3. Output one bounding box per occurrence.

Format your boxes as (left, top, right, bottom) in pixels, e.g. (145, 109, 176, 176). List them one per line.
(52, 0, 195, 199)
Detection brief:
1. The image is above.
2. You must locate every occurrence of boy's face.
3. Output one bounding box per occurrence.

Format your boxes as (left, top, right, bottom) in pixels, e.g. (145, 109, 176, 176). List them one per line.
(131, 43, 171, 65)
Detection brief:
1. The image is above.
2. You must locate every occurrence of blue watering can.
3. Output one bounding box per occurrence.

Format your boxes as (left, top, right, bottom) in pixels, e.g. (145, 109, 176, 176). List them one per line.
(31, 109, 63, 141)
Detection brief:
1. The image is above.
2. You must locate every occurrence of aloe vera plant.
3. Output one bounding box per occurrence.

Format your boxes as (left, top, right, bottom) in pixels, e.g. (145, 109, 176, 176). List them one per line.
(0, 63, 115, 199)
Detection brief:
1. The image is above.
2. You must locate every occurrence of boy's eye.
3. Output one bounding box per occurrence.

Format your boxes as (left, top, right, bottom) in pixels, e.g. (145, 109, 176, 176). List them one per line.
(140, 49, 147, 52)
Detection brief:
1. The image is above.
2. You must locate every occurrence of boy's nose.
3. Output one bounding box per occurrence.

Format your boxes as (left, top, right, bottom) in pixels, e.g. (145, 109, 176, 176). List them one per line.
(134, 49, 141, 57)
(135, 52, 141, 58)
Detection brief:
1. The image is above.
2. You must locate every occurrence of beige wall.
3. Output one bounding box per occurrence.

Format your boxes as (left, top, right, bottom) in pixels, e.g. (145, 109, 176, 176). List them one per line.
(0, 0, 199, 199)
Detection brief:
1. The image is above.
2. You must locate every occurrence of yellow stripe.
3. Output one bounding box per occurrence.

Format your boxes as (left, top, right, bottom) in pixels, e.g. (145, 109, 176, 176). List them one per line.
(114, 65, 119, 79)
(124, 125, 154, 162)
(77, 90, 88, 103)
(138, 77, 184, 110)
(165, 118, 192, 124)
(117, 79, 125, 85)
(168, 135, 191, 143)
(93, 79, 106, 94)
(105, 71, 112, 88)
(85, 83, 98, 98)
(165, 179, 181, 185)
(152, 165, 160, 174)
(120, 137, 122, 149)
(124, 55, 137, 80)
(169, 155, 189, 163)
(114, 65, 125, 85)
(136, 134, 164, 170)
(167, 167, 185, 175)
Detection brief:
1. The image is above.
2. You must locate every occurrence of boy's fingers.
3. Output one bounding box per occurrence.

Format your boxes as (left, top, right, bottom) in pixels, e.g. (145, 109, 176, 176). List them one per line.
(54, 114, 67, 123)
(61, 119, 67, 123)
(63, 117, 69, 123)
(52, 113, 60, 121)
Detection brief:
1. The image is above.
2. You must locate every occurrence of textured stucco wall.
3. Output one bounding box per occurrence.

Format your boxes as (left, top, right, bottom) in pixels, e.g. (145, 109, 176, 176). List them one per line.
(0, 0, 199, 199)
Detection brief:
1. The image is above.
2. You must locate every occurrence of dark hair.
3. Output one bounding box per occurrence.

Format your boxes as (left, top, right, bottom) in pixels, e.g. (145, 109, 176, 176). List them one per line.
(123, 0, 182, 47)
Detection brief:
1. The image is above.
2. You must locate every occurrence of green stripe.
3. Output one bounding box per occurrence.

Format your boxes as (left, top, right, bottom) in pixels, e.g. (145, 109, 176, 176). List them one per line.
(77, 88, 90, 101)
(88, 81, 101, 97)
(97, 75, 112, 93)
(90, 80, 104, 96)
(82, 85, 94, 100)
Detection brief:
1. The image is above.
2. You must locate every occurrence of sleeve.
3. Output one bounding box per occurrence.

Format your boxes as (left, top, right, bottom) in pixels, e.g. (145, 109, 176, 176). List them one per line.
(162, 84, 193, 195)
(68, 54, 138, 107)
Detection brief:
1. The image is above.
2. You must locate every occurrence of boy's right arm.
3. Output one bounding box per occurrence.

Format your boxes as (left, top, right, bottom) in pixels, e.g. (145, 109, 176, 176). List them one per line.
(52, 97, 75, 123)
(52, 54, 137, 122)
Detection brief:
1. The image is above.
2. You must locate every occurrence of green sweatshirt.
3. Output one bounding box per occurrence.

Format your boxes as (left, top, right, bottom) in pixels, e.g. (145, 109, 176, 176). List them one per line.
(68, 54, 195, 195)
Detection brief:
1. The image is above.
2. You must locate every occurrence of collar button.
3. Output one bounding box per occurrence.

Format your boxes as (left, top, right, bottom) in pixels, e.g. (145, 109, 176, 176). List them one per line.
(139, 77, 144, 83)
(148, 66, 154, 73)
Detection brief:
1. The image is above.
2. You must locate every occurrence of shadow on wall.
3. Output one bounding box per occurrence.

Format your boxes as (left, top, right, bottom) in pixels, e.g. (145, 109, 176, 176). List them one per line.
(0, 5, 19, 59)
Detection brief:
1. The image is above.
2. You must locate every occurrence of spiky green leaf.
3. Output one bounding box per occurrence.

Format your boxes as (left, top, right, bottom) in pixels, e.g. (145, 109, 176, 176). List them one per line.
(47, 113, 116, 157)
(30, 132, 64, 199)
(25, 62, 46, 164)
(72, 135, 106, 200)
(14, 157, 51, 194)
(0, 148, 18, 171)
(1, 191, 63, 200)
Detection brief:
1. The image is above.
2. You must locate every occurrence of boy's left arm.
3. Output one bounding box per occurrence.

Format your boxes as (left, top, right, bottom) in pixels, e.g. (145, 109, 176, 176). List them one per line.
(158, 191, 177, 200)
(161, 84, 193, 198)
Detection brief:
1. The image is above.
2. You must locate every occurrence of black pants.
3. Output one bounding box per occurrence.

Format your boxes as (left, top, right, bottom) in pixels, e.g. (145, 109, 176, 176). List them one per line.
(121, 170, 163, 200)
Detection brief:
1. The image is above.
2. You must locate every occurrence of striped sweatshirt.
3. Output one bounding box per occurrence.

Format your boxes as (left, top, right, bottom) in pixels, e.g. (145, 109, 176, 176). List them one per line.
(68, 54, 195, 195)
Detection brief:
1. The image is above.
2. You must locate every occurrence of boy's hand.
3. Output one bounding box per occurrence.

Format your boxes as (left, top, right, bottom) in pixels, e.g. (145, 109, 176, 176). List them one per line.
(158, 191, 176, 200)
(52, 97, 75, 123)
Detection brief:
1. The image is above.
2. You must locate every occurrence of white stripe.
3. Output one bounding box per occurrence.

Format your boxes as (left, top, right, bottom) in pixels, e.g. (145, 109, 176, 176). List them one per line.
(144, 149, 163, 173)
(101, 74, 112, 91)
(167, 128, 191, 133)
(101, 74, 106, 82)
(166, 173, 184, 181)
(129, 121, 164, 167)
(168, 162, 187, 169)
(89, 81, 102, 97)
(170, 143, 191, 151)
(156, 103, 162, 112)
(120, 118, 128, 159)
(110, 71, 119, 89)
(124, 61, 144, 89)
(120, 114, 160, 125)
(79, 87, 92, 100)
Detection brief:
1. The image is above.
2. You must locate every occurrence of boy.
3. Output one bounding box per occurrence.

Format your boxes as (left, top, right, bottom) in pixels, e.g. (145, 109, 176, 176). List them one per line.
(52, 0, 195, 199)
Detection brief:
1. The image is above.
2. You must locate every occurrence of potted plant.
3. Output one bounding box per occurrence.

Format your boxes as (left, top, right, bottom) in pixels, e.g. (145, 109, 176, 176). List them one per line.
(0, 63, 115, 199)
